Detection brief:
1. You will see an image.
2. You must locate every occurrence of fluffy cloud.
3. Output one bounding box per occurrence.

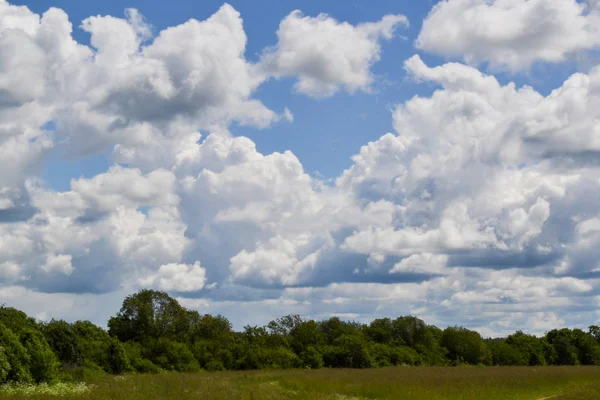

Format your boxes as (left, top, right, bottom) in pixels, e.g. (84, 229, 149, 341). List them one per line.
(417, 0, 600, 71)
(1, 0, 600, 336)
(139, 262, 207, 292)
(260, 10, 408, 97)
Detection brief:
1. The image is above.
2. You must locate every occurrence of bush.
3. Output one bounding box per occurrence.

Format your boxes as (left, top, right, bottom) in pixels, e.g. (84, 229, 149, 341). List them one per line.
(147, 339, 200, 372)
(204, 360, 225, 372)
(490, 341, 528, 366)
(0, 346, 10, 383)
(441, 327, 492, 366)
(40, 320, 82, 366)
(300, 346, 323, 369)
(58, 360, 106, 382)
(391, 346, 421, 366)
(132, 358, 161, 374)
(21, 329, 60, 383)
(323, 335, 374, 369)
(0, 323, 32, 383)
(107, 338, 130, 374)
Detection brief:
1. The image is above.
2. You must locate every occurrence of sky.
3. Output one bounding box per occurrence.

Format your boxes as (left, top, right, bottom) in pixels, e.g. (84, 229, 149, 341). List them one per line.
(1, 0, 600, 337)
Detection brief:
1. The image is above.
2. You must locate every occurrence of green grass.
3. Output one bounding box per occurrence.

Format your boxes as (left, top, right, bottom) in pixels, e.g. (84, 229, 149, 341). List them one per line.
(2, 366, 600, 399)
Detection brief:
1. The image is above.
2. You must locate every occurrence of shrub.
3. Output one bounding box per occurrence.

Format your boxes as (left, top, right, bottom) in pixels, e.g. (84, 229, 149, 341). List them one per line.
(21, 329, 60, 383)
(204, 360, 225, 372)
(0, 345, 10, 383)
(300, 346, 323, 369)
(132, 358, 161, 374)
(107, 338, 130, 374)
(147, 339, 200, 372)
(0, 323, 32, 383)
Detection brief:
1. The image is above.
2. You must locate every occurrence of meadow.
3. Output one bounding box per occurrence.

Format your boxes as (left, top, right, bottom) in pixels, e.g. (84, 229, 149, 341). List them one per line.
(2, 366, 600, 400)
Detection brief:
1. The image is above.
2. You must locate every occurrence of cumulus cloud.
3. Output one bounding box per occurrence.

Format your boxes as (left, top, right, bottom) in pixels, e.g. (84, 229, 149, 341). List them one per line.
(139, 262, 207, 292)
(260, 10, 408, 97)
(417, 0, 600, 71)
(2, 0, 600, 336)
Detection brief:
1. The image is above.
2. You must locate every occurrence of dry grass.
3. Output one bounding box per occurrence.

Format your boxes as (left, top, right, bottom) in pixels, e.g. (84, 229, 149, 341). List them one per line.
(2, 366, 600, 399)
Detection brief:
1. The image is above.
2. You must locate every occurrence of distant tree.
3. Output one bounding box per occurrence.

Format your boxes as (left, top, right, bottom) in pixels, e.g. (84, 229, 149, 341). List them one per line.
(319, 317, 363, 344)
(441, 327, 491, 365)
(108, 290, 190, 343)
(489, 340, 528, 366)
(589, 325, 600, 344)
(290, 320, 325, 355)
(505, 331, 546, 366)
(146, 338, 199, 372)
(546, 329, 581, 365)
(40, 320, 82, 366)
(323, 334, 373, 368)
(366, 318, 394, 344)
(267, 314, 303, 336)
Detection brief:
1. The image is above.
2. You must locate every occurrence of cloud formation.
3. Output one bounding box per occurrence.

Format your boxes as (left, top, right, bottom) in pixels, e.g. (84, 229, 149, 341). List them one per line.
(417, 0, 600, 71)
(0, 0, 599, 336)
(260, 10, 408, 97)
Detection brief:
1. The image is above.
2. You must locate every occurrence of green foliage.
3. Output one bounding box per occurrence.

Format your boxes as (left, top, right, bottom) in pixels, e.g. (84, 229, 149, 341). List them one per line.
(505, 331, 546, 366)
(441, 327, 491, 366)
(20, 329, 59, 383)
(106, 338, 130, 374)
(323, 334, 374, 368)
(40, 320, 82, 366)
(146, 338, 199, 372)
(299, 346, 323, 369)
(0, 322, 32, 383)
(4, 289, 600, 387)
(489, 340, 529, 366)
(59, 360, 106, 382)
(0, 307, 38, 337)
(0, 345, 10, 383)
(204, 360, 225, 372)
(108, 289, 190, 343)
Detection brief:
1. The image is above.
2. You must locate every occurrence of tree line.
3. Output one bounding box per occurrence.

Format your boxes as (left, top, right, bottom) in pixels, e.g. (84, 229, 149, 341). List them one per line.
(1, 289, 600, 384)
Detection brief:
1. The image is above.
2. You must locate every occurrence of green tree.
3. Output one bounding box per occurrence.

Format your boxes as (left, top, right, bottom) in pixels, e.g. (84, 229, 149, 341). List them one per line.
(20, 329, 59, 383)
(0, 345, 11, 384)
(40, 320, 82, 366)
(0, 307, 38, 336)
(366, 318, 394, 344)
(0, 322, 32, 383)
(108, 290, 190, 343)
(107, 338, 130, 373)
(505, 331, 546, 366)
(319, 317, 363, 345)
(546, 329, 580, 365)
(147, 338, 199, 372)
(489, 340, 528, 366)
(323, 334, 373, 368)
(441, 326, 491, 365)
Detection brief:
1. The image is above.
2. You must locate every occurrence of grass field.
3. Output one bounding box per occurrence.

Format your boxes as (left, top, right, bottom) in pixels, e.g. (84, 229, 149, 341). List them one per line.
(2, 367, 600, 400)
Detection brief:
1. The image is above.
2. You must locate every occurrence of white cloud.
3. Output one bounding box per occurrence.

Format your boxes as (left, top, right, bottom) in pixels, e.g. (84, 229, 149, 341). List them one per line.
(42, 253, 73, 275)
(417, 0, 600, 71)
(2, 0, 600, 336)
(260, 10, 408, 97)
(390, 253, 449, 275)
(140, 262, 207, 292)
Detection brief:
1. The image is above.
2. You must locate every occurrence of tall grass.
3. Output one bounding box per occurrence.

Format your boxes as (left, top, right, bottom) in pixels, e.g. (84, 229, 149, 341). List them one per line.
(2, 366, 600, 399)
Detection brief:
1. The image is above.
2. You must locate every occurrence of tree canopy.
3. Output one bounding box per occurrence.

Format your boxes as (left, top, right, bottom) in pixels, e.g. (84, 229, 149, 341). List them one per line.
(1, 290, 600, 385)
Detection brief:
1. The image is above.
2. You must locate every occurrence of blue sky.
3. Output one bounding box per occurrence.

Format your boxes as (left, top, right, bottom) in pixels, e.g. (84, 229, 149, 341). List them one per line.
(18, 0, 583, 189)
(19, 0, 436, 189)
(1, 0, 600, 335)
